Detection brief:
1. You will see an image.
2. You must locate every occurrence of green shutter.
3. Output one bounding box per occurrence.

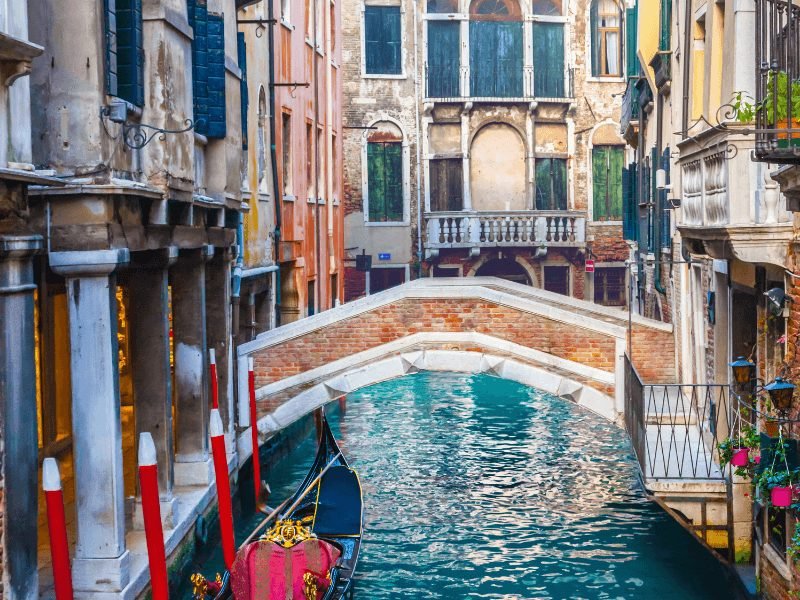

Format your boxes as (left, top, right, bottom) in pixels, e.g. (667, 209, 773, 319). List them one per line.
(609, 147, 624, 219)
(427, 21, 460, 97)
(365, 6, 402, 75)
(105, 0, 118, 96)
(384, 143, 403, 220)
(533, 22, 564, 97)
(592, 147, 609, 219)
(368, 142, 403, 221)
(552, 158, 567, 209)
(238, 32, 248, 150)
(590, 0, 600, 76)
(207, 14, 226, 139)
(368, 143, 385, 221)
(191, 0, 209, 136)
(659, 0, 671, 51)
(116, 0, 144, 106)
(626, 6, 638, 78)
(470, 21, 522, 97)
(535, 158, 567, 210)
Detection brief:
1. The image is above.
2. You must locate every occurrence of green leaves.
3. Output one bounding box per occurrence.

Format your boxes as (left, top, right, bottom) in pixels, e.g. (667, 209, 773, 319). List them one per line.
(732, 71, 800, 125)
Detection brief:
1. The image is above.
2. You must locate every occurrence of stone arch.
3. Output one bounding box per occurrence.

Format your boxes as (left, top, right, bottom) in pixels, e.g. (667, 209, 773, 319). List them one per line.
(590, 121, 624, 147)
(255, 350, 618, 441)
(469, 254, 539, 286)
(469, 122, 527, 211)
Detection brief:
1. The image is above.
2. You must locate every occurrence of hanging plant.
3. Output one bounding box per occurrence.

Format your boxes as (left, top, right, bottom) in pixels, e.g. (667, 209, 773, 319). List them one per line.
(718, 424, 760, 477)
(753, 430, 800, 508)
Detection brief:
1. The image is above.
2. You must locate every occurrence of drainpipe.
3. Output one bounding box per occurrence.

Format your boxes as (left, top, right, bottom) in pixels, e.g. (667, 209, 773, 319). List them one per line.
(413, 0, 423, 278)
(232, 213, 244, 335)
(268, 0, 282, 312)
(655, 93, 666, 296)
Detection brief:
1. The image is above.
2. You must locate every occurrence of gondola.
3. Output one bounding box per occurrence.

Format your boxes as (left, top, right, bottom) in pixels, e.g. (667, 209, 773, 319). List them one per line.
(191, 416, 363, 600)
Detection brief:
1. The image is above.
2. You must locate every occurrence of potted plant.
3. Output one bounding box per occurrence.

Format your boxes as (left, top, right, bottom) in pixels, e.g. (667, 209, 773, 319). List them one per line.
(732, 71, 800, 147)
(754, 465, 796, 507)
(718, 424, 760, 476)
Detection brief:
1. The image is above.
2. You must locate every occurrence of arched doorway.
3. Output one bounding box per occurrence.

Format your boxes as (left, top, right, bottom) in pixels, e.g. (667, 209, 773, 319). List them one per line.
(475, 258, 531, 285)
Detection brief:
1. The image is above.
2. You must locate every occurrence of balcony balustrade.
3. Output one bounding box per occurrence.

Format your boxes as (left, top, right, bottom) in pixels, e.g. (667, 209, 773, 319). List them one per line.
(425, 210, 586, 252)
(621, 78, 640, 139)
(754, 0, 800, 163)
(424, 64, 575, 102)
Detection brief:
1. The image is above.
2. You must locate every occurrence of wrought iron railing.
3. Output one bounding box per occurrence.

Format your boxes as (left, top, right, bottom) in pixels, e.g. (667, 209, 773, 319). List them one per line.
(624, 355, 646, 473)
(424, 210, 586, 249)
(621, 78, 641, 135)
(754, 0, 800, 163)
(423, 64, 575, 101)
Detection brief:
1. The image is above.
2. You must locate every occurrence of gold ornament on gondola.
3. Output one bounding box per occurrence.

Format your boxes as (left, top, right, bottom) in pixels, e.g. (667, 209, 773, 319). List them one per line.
(264, 519, 316, 548)
(303, 572, 319, 600)
(190, 573, 223, 599)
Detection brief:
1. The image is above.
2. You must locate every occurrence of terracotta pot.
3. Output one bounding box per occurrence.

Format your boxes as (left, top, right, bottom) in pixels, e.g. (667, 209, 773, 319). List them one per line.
(765, 420, 780, 438)
(776, 118, 800, 147)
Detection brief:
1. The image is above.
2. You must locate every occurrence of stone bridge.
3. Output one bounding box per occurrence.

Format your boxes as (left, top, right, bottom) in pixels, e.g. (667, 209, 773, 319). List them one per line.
(234, 277, 675, 463)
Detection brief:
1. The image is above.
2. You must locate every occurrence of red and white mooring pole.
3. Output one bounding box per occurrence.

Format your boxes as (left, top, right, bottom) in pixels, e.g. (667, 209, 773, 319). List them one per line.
(137, 432, 169, 600)
(248, 357, 262, 505)
(209, 348, 219, 409)
(210, 409, 236, 568)
(43, 458, 73, 600)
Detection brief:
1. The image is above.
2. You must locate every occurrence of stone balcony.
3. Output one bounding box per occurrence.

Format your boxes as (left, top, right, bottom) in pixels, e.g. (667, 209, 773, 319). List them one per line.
(424, 210, 586, 257)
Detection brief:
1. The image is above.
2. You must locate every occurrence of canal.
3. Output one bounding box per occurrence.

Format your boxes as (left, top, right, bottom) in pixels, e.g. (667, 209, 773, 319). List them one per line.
(184, 372, 741, 598)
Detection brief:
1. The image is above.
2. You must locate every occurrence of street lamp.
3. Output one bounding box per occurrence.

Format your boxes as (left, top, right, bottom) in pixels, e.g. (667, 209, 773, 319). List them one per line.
(730, 357, 756, 393)
(765, 377, 796, 413)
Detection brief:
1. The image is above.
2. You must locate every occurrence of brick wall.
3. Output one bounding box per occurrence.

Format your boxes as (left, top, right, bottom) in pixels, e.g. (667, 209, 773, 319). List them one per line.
(344, 265, 366, 302)
(251, 295, 675, 402)
(760, 551, 797, 600)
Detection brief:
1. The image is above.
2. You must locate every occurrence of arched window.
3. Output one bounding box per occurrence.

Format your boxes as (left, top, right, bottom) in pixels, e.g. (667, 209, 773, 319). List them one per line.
(257, 88, 269, 195)
(532, 0, 562, 15)
(590, 0, 623, 77)
(365, 122, 405, 222)
(427, 0, 459, 13)
(469, 0, 522, 97)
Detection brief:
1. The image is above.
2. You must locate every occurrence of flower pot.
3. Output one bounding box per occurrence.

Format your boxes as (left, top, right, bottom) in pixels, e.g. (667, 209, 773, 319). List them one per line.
(776, 118, 800, 148)
(765, 420, 780, 438)
(730, 447, 750, 467)
(771, 485, 793, 507)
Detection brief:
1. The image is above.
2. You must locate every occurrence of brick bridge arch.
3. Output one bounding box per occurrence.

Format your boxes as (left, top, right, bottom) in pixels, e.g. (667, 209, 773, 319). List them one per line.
(235, 277, 674, 460)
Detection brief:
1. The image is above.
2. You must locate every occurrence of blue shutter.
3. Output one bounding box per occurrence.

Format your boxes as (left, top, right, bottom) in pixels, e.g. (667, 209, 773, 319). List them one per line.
(191, 0, 209, 136)
(470, 21, 522, 97)
(622, 162, 638, 241)
(533, 22, 564, 97)
(206, 14, 226, 139)
(626, 6, 638, 78)
(660, 147, 671, 248)
(365, 7, 401, 75)
(116, 0, 144, 106)
(238, 32, 248, 150)
(427, 21, 460, 97)
(105, 0, 118, 96)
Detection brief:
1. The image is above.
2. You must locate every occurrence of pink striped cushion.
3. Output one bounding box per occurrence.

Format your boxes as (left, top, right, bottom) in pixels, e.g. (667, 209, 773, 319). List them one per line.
(230, 538, 341, 599)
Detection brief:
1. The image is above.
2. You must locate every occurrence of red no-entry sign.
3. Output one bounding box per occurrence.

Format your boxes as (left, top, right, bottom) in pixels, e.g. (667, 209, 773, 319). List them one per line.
(585, 259, 595, 273)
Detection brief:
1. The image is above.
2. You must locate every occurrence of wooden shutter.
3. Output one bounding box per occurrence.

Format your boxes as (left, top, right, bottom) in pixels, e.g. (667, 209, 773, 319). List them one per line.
(471, 21, 523, 97)
(659, 147, 670, 247)
(659, 0, 671, 51)
(592, 147, 608, 219)
(191, 0, 209, 136)
(427, 21, 460, 97)
(116, 0, 144, 106)
(625, 6, 638, 77)
(590, 0, 600, 76)
(368, 142, 403, 221)
(533, 22, 564, 97)
(609, 147, 623, 219)
(535, 159, 551, 210)
(552, 158, 567, 210)
(105, 0, 118, 96)
(430, 159, 464, 211)
(206, 14, 227, 138)
(622, 163, 638, 241)
(365, 7, 401, 75)
(238, 32, 248, 149)
(367, 143, 386, 221)
(535, 158, 566, 210)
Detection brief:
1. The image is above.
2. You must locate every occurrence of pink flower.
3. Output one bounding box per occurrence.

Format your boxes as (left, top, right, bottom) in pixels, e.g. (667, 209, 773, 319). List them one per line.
(778, 334, 787, 344)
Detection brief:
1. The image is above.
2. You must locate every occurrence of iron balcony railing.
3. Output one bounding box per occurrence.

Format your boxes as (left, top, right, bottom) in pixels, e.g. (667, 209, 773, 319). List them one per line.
(754, 0, 800, 163)
(621, 78, 641, 136)
(424, 64, 575, 102)
(425, 210, 586, 250)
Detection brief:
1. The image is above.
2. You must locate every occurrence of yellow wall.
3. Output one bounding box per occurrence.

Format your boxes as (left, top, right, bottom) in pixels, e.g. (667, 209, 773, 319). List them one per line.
(637, 0, 660, 85)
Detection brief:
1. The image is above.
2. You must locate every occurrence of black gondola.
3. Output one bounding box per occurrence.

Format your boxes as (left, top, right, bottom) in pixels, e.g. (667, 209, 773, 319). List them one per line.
(192, 416, 362, 599)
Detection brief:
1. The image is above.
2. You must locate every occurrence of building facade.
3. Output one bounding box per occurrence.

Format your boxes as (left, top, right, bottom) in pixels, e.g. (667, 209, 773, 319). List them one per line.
(342, 0, 633, 305)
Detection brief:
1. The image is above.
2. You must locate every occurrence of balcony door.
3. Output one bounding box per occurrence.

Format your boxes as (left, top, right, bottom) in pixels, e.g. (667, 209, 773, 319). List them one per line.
(469, 0, 523, 97)
(427, 21, 460, 97)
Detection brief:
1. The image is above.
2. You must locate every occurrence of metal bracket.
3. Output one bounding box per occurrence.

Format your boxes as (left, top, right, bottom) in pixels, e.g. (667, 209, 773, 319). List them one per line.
(237, 18, 277, 37)
(101, 103, 196, 150)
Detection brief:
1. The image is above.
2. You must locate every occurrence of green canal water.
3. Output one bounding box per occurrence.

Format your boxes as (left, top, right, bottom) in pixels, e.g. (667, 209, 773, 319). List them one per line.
(183, 372, 741, 599)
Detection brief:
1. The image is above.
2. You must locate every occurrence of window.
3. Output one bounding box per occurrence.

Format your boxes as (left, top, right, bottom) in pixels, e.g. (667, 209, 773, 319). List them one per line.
(306, 122, 314, 191)
(535, 158, 567, 210)
(105, 0, 144, 106)
(768, 506, 788, 561)
(433, 265, 461, 277)
(367, 141, 403, 221)
(317, 128, 324, 195)
(306, 0, 313, 38)
(429, 159, 464, 212)
(428, 0, 458, 12)
(469, 0, 523, 97)
(592, 145, 624, 220)
(282, 112, 293, 196)
(364, 6, 402, 75)
(532, 0, 562, 15)
(238, 32, 248, 150)
(533, 22, 565, 97)
(332, 132, 339, 198)
(282, 0, 290, 22)
(427, 21, 460, 97)
(189, 3, 227, 137)
(590, 0, 623, 77)
(594, 267, 626, 306)
(370, 267, 406, 294)
(330, 273, 339, 306)
(307, 280, 316, 316)
(544, 266, 570, 295)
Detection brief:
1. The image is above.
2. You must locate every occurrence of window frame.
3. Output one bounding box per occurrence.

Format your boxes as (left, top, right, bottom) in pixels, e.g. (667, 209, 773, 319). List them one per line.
(362, 121, 410, 226)
(591, 144, 624, 222)
(534, 155, 569, 211)
(281, 110, 294, 199)
(366, 264, 411, 295)
(366, 140, 405, 223)
(362, 4, 406, 79)
(588, 0, 624, 80)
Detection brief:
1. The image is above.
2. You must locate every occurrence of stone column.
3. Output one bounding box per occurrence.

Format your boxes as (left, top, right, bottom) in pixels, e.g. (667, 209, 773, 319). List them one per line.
(0, 234, 42, 600)
(49, 249, 131, 595)
(205, 250, 234, 441)
(127, 248, 178, 527)
(171, 247, 213, 486)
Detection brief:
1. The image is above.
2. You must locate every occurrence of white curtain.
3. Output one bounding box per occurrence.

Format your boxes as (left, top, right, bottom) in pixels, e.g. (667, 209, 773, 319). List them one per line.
(605, 31, 620, 75)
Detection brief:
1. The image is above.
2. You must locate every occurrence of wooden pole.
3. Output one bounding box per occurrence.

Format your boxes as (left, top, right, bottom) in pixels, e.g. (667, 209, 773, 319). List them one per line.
(137, 433, 169, 600)
(43, 458, 73, 600)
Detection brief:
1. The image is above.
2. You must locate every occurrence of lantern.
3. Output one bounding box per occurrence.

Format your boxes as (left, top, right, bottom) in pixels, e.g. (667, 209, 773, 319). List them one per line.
(765, 377, 796, 412)
(730, 357, 756, 392)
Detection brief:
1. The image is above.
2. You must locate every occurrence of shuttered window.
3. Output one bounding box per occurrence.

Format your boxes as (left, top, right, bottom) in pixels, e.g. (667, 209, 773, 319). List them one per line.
(367, 142, 403, 222)
(365, 6, 402, 75)
(532, 22, 564, 97)
(429, 159, 464, 212)
(590, 0, 623, 76)
(105, 0, 144, 106)
(189, 2, 226, 138)
(427, 21, 460, 97)
(622, 162, 638, 241)
(469, 21, 523, 97)
(534, 158, 567, 210)
(238, 32, 248, 150)
(592, 145, 623, 220)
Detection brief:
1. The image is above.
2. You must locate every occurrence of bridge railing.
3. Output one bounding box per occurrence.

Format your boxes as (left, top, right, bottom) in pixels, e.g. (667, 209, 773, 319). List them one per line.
(624, 354, 646, 474)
